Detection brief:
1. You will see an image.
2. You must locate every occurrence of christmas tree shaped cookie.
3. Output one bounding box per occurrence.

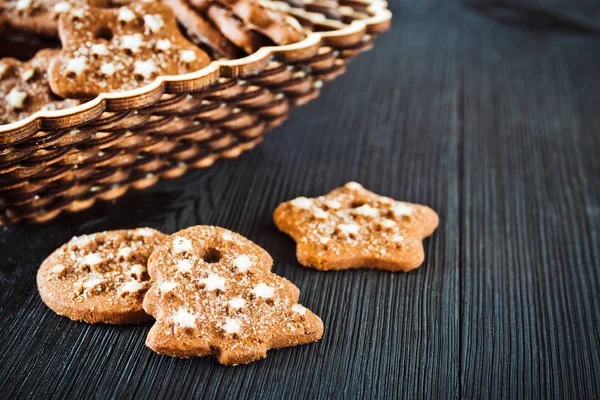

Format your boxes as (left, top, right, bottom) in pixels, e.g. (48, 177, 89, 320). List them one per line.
(143, 226, 323, 365)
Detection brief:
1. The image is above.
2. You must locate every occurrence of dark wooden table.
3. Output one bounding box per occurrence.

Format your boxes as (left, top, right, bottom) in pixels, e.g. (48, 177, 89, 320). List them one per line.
(1, 1, 599, 398)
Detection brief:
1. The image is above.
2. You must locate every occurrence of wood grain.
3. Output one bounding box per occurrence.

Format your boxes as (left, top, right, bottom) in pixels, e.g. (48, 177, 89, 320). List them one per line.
(0, 0, 598, 398)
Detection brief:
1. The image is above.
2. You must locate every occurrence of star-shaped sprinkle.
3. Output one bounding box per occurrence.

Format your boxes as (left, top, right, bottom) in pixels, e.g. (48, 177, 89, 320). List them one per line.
(274, 182, 439, 272)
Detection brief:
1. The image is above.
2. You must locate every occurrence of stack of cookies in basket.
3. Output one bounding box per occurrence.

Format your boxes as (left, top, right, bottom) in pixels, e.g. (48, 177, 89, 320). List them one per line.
(0, 0, 308, 125)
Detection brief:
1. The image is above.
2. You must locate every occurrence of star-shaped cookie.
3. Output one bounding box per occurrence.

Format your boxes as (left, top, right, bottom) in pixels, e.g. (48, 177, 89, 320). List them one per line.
(143, 226, 324, 365)
(274, 182, 439, 272)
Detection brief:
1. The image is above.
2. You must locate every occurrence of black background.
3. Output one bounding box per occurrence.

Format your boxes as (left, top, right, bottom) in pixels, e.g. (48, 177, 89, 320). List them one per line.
(1, 0, 599, 398)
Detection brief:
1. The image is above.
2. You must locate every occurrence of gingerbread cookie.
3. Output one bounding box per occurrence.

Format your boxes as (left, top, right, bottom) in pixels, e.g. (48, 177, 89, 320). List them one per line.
(48, 1, 212, 98)
(0, 49, 78, 125)
(0, 0, 108, 37)
(219, 0, 306, 45)
(37, 228, 166, 324)
(163, 0, 241, 59)
(143, 226, 323, 365)
(206, 3, 270, 55)
(274, 182, 439, 272)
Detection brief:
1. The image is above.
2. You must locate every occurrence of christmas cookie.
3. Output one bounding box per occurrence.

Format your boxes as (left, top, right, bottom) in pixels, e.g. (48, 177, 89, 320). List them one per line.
(206, 3, 269, 55)
(143, 226, 324, 365)
(0, 0, 108, 37)
(0, 49, 78, 125)
(274, 182, 439, 272)
(218, 0, 306, 45)
(37, 228, 166, 324)
(163, 0, 241, 59)
(48, 1, 212, 98)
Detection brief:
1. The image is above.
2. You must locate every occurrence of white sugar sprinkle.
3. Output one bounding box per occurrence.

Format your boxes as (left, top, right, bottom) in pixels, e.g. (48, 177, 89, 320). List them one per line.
(83, 277, 104, 290)
(65, 57, 88, 75)
(6, 88, 27, 109)
(381, 219, 397, 228)
(144, 14, 164, 33)
(312, 208, 329, 219)
(171, 237, 192, 255)
(179, 50, 197, 62)
(16, 0, 31, 10)
(81, 253, 103, 266)
(176, 259, 194, 273)
(292, 304, 306, 315)
(117, 246, 133, 259)
(118, 7, 136, 22)
(232, 255, 252, 272)
(228, 297, 245, 309)
(200, 274, 226, 291)
(345, 182, 363, 191)
(319, 236, 330, 244)
(325, 200, 341, 209)
(53, 1, 71, 12)
(119, 280, 143, 294)
(156, 39, 172, 51)
(291, 197, 312, 209)
(222, 318, 241, 334)
(172, 308, 196, 328)
(221, 231, 233, 241)
(392, 202, 413, 216)
(22, 69, 35, 82)
(136, 228, 155, 236)
(100, 63, 116, 76)
(121, 34, 144, 53)
(51, 264, 67, 274)
(70, 234, 94, 247)
(134, 60, 156, 79)
(392, 235, 404, 242)
(337, 223, 360, 236)
(252, 283, 274, 299)
(353, 204, 378, 217)
(91, 43, 109, 56)
(159, 281, 178, 292)
(129, 264, 144, 279)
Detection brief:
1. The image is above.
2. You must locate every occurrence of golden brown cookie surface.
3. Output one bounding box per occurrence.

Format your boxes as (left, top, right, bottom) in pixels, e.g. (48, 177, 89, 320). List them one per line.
(218, 0, 306, 45)
(206, 3, 270, 55)
(0, 49, 78, 125)
(48, 1, 212, 98)
(274, 182, 439, 272)
(163, 0, 242, 59)
(143, 226, 323, 365)
(37, 228, 166, 324)
(0, 0, 108, 37)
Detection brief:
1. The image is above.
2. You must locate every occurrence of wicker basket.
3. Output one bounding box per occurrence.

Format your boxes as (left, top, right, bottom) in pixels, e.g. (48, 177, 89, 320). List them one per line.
(0, 0, 391, 225)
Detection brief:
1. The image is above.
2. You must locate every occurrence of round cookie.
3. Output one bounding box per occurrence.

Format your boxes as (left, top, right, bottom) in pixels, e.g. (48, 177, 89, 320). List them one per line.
(37, 228, 166, 324)
(143, 225, 324, 365)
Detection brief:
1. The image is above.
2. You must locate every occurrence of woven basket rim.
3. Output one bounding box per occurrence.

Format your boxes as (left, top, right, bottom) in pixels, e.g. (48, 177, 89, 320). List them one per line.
(0, 0, 391, 137)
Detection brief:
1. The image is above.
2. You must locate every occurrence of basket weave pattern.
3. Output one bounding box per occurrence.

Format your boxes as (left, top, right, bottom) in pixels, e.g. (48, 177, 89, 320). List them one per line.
(0, 0, 391, 224)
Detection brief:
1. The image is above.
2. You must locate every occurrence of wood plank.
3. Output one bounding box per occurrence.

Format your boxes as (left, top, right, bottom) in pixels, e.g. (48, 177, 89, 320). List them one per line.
(459, 11, 600, 398)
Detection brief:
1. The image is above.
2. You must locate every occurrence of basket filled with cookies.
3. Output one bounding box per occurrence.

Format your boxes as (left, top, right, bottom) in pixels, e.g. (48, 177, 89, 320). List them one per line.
(0, 0, 391, 225)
